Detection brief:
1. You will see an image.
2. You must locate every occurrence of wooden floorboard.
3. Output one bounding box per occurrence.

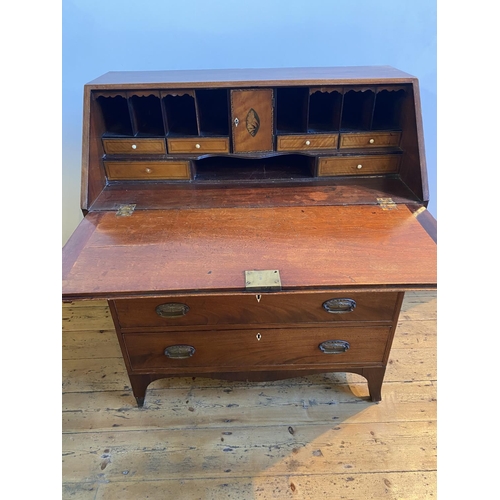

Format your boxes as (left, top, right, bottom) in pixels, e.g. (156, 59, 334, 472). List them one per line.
(62, 291, 437, 499)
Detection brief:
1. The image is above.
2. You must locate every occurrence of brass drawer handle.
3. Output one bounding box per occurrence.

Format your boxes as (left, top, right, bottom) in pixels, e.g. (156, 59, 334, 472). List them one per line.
(319, 340, 350, 354)
(322, 298, 356, 313)
(155, 303, 190, 318)
(164, 345, 195, 359)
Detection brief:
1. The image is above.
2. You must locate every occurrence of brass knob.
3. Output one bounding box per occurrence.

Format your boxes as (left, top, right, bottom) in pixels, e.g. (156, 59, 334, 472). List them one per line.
(131, 144, 137, 149)
(369, 138, 375, 144)
(305, 140, 311, 146)
(357, 164, 363, 169)
(195, 143, 201, 149)
(145, 168, 152, 173)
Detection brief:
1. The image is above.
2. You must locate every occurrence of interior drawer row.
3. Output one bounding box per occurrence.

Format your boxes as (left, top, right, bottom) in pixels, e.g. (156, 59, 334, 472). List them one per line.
(104, 153, 401, 181)
(102, 131, 401, 156)
(111, 291, 399, 330)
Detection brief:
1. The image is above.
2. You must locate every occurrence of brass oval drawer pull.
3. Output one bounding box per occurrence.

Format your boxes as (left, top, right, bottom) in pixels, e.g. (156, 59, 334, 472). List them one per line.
(155, 303, 190, 318)
(164, 345, 196, 359)
(318, 340, 350, 354)
(322, 298, 356, 313)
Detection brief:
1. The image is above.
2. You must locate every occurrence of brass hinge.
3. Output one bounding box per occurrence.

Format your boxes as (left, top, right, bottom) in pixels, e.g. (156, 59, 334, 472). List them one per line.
(116, 204, 136, 217)
(412, 206, 426, 217)
(245, 270, 282, 292)
(377, 198, 397, 210)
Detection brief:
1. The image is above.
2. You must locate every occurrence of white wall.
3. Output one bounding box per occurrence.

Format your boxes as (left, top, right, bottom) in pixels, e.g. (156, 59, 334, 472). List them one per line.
(62, 0, 436, 244)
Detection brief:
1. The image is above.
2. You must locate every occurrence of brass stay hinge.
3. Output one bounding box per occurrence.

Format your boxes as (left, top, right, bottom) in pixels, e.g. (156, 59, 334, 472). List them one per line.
(376, 198, 397, 210)
(116, 204, 136, 217)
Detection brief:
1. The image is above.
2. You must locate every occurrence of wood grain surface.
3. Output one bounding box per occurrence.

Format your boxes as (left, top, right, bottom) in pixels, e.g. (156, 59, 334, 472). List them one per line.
(89, 177, 422, 211)
(85, 66, 416, 88)
(62, 204, 436, 300)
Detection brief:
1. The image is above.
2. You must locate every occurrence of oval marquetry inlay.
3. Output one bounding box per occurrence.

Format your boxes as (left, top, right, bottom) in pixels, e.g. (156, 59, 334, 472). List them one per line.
(246, 108, 260, 137)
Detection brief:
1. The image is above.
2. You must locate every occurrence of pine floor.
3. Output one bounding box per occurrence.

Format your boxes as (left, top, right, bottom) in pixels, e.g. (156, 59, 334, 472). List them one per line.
(62, 291, 437, 500)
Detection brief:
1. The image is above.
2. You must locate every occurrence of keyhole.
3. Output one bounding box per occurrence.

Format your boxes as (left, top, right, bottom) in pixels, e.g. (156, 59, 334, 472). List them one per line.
(256, 333, 262, 341)
(256, 294, 262, 303)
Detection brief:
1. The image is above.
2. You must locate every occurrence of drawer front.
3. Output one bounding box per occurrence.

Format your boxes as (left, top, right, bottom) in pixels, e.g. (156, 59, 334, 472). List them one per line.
(102, 138, 167, 155)
(167, 137, 229, 154)
(112, 292, 399, 329)
(124, 326, 391, 371)
(317, 155, 401, 176)
(339, 131, 401, 149)
(276, 134, 338, 152)
(104, 161, 191, 180)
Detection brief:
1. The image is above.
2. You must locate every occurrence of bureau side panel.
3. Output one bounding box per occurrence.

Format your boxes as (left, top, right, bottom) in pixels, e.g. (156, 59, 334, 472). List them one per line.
(81, 87, 107, 212)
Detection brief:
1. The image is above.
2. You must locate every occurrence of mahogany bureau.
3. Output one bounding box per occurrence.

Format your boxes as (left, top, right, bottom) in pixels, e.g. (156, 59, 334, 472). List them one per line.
(62, 66, 437, 407)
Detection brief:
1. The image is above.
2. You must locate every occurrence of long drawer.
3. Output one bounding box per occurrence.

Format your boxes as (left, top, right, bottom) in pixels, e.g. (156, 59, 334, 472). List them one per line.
(112, 292, 399, 329)
(124, 325, 392, 371)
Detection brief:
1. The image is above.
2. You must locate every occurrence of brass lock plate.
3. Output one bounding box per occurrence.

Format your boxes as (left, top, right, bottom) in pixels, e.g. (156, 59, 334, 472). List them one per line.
(245, 270, 282, 292)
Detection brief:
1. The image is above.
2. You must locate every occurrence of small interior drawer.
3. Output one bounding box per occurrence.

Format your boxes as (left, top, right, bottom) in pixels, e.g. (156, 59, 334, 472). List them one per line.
(167, 137, 229, 154)
(317, 155, 401, 176)
(276, 134, 338, 151)
(104, 161, 191, 180)
(102, 138, 167, 155)
(124, 325, 392, 371)
(339, 131, 401, 149)
(112, 292, 399, 329)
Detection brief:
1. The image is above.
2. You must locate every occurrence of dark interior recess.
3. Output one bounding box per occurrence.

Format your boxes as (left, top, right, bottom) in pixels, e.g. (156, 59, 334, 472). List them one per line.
(196, 89, 229, 136)
(130, 95, 165, 136)
(372, 89, 406, 130)
(308, 90, 342, 132)
(276, 87, 309, 133)
(193, 154, 315, 181)
(341, 89, 375, 131)
(97, 95, 133, 136)
(163, 94, 198, 136)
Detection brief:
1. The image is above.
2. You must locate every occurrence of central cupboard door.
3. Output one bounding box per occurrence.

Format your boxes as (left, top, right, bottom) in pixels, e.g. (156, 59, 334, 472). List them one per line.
(231, 89, 274, 153)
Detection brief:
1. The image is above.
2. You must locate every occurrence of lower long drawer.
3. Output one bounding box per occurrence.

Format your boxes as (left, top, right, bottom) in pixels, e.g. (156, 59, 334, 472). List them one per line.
(124, 326, 392, 372)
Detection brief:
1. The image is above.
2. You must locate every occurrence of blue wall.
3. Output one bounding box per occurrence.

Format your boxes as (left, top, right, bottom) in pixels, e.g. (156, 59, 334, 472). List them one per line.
(62, 0, 436, 244)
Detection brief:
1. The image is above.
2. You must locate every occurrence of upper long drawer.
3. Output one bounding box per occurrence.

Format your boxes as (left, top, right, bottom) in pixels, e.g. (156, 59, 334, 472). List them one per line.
(112, 291, 400, 329)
